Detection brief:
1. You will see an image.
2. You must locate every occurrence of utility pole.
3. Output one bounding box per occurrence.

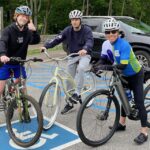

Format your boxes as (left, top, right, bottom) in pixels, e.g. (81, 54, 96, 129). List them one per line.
(0, 7, 3, 38)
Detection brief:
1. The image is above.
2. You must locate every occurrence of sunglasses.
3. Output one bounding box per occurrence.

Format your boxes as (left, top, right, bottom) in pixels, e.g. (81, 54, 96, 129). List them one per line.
(105, 30, 118, 34)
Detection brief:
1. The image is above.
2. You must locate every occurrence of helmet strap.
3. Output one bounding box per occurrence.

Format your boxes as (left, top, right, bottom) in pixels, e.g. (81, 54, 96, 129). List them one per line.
(16, 20, 25, 31)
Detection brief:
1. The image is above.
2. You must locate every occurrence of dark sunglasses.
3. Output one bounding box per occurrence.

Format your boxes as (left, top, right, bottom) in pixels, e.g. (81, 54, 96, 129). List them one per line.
(105, 30, 118, 34)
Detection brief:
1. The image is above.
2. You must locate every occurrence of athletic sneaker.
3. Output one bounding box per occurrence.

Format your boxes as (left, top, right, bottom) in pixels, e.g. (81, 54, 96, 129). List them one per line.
(134, 133, 148, 144)
(109, 123, 126, 131)
(61, 103, 74, 114)
(69, 93, 82, 104)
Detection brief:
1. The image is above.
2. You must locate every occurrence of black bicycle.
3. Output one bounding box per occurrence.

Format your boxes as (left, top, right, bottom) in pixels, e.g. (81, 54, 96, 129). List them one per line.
(0, 57, 43, 147)
(76, 66, 150, 147)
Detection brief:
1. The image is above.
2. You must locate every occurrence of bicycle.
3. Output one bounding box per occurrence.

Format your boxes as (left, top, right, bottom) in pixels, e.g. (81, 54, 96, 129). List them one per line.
(39, 49, 96, 130)
(76, 66, 150, 147)
(0, 57, 43, 148)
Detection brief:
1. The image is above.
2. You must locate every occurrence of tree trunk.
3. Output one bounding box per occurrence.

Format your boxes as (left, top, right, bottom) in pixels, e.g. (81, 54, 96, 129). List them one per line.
(108, 0, 112, 16)
(139, 11, 143, 21)
(82, 0, 86, 14)
(43, 0, 51, 34)
(86, 0, 89, 15)
(121, 0, 125, 16)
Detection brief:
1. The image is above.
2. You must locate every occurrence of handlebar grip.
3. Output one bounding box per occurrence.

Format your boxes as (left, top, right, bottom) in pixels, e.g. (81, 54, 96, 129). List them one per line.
(33, 57, 43, 62)
(10, 57, 21, 62)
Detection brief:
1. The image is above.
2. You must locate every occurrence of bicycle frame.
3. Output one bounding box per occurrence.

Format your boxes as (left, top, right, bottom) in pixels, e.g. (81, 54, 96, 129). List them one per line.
(8, 65, 29, 122)
(109, 69, 131, 116)
(43, 50, 96, 104)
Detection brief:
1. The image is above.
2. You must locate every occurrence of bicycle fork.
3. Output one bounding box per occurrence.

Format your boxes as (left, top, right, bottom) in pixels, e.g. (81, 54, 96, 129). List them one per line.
(16, 87, 30, 123)
(97, 90, 115, 121)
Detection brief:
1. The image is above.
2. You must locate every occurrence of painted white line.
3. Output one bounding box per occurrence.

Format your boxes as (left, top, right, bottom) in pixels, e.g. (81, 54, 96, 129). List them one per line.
(51, 138, 81, 150)
(55, 122, 78, 135)
(41, 133, 58, 139)
(0, 115, 36, 127)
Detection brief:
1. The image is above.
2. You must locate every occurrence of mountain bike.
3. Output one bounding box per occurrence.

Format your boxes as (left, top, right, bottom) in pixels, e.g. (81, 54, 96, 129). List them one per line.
(76, 66, 150, 147)
(0, 57, 43, 148)
(39, 50, 96, 130)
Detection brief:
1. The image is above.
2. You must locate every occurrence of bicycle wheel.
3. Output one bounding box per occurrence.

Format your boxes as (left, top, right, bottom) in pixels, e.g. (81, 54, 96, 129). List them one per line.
(6, 95, 43, 148)
(77, 89, 120, 147)
(39, 82, 61, 130)
(144, 84, 150, 128)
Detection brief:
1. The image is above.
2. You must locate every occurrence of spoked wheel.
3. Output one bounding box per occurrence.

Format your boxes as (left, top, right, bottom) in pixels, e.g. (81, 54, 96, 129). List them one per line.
(39, 82, 61, 130)
(81, 72, 96, 107)
(144, 84, 150, 127)
(6, 95, 43, 148)
(76, 89, 120, 147)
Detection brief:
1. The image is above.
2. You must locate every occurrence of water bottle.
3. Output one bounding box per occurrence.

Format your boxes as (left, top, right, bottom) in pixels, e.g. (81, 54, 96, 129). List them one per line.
(125, 88, 132, 102)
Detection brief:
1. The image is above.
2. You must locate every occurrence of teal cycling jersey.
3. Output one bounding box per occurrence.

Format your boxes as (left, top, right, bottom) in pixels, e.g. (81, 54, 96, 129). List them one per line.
(112, 37, 141, 76)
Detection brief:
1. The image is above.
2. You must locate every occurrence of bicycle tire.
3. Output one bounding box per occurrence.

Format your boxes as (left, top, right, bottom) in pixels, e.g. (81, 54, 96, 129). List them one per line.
(76, 89, 120, 147)
(6, 95, 43, 148)
(39, 82, 61, 130)
(144, 84, 150, 128)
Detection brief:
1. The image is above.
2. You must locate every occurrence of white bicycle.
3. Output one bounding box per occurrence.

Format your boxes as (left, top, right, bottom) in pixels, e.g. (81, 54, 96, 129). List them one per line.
(39, 50, 96, 130)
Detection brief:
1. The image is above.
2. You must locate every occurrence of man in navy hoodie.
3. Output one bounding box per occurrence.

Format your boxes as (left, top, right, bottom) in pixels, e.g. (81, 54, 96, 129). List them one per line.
(0, 6, 40, 96)
(41, 10, 94, 114)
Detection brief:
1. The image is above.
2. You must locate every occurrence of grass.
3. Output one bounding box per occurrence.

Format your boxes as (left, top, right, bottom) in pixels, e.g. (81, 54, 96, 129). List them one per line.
(27, 44, 63, 56)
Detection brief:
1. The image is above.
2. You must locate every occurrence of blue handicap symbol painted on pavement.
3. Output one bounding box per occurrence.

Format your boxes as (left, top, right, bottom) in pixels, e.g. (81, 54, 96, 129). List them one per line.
(0, 117, 80, 150)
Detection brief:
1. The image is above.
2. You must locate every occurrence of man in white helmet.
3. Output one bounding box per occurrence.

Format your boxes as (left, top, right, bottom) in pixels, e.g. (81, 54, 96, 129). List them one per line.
(41, 9, 94, 114)
(0, 6, 40, 97)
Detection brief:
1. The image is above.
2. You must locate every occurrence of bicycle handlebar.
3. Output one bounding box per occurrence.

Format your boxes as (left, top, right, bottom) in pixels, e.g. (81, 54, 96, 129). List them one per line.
(41, 49, 79, 62)
(10, 57, 43, 63)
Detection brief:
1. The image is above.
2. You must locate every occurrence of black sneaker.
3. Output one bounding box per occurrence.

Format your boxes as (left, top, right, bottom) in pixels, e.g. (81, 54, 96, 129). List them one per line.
(109, 123, 126, 131)
(61, 103, 74, 115)
(134, 133, 148, 144)
(69, 93, 82, 104)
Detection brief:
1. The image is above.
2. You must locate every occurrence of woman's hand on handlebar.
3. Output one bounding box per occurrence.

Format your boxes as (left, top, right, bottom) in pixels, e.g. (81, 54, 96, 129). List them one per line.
(0, 55, 10, 64)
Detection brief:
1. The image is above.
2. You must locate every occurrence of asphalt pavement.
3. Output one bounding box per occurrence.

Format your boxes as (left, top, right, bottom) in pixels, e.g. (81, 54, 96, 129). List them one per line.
(25, 57, 150, 150)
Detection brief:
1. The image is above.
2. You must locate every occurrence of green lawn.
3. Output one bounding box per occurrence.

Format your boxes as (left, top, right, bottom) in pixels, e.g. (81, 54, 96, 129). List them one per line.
(27, 44, 63, 56)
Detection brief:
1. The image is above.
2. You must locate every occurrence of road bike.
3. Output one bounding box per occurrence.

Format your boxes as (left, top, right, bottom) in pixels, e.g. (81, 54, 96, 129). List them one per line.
(76, 66, 150, 146)
(39, 50, 96, 130)
(0, 57, 43, 147)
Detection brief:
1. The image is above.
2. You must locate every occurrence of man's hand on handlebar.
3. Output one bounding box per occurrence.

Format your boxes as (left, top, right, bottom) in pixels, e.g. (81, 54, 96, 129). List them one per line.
(40, 47, 47, 53)
(78, 49, 87, 56)
(0, 55, 10, 64)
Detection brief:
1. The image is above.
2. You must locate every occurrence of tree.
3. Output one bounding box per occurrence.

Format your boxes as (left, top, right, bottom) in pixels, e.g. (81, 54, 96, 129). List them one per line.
(26, 0, 41, 28)
(121, 0, 125, 15)
(42, 0, 51, 34)
(108, 0, 112, 15)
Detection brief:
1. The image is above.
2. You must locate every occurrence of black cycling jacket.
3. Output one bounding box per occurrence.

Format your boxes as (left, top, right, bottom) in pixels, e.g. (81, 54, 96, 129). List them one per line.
(0, 22, 40, 60)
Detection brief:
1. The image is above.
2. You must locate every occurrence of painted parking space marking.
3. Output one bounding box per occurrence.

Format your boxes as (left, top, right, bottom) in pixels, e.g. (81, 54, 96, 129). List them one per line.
(0, 117, 80, 150)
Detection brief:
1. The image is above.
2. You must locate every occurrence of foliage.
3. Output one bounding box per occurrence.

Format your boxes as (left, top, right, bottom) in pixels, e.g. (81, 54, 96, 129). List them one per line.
(0, 0, 149, 33)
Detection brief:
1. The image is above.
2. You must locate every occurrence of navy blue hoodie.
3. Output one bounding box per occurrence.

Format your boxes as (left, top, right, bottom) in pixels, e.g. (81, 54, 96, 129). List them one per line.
(44, 25, 93, 54)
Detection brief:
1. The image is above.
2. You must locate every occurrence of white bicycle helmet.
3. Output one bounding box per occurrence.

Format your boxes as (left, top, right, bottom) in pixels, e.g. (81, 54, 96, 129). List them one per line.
(103, 18, 120, 31)
(15, 6, 32, 16)
(69, 10, 83, 19)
